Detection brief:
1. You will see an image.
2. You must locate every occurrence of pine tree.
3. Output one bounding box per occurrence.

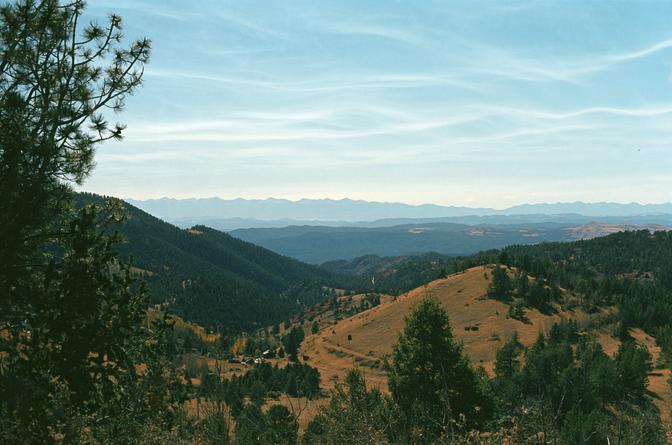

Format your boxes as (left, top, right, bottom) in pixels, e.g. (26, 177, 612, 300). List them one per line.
(0, 0, 150, 292)
(0, 2, 184, 443)
(388, 299, 493, 443)
(265, 405, 298, 445)
(488, 265, 512, 301)
(616, 341, 652, 398)
(303, 369, 399, 445)
(282, 327, 305, 362)
(494, 331, 523, 380)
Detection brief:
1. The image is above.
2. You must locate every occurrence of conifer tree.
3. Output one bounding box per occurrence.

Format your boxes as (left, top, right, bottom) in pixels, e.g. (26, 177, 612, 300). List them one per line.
(303, 369, 399, 445)
(487, 264, 512, 301)
(388, 299, 493, 443)
(0, 2, 183, 443)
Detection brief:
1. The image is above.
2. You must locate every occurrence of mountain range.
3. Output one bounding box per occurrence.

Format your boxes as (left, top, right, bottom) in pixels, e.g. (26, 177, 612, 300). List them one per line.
(127, 197, 672, 230)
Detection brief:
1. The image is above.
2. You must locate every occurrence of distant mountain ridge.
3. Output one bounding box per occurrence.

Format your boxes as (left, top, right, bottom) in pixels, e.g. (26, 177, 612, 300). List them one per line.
(127, 197, 672, 229)
(127, 197, 491, 222)
(504, 201, 672, 216)
(165, 213, 672, 231)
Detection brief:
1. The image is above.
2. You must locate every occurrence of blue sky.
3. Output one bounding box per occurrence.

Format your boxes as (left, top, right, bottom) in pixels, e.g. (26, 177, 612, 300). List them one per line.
(81, 0, 672, 207)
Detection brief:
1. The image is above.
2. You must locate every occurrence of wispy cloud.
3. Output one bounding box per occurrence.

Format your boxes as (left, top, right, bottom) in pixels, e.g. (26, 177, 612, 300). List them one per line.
(84, 0, 672, 205)
(207, 10, 290, 40)
(460, 36, 672, 84)
(323, 21, 424, 46)
(608, 38, 672, 63)
(88, 0, 197, 22)
(474, 105, 672, 120)
(124, 114, 481, 143)
(145, 68, 482, 92)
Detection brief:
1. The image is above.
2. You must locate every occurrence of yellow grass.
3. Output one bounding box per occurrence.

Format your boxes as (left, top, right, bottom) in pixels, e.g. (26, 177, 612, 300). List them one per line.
(147, 308, 219, 343)
(184, 396, 327, 435)
(592, 328, 672, 440)
(265, 396, 329, 432)
(177, 265, 671, 433)
(301, 265, 597, 392)
(630, 328, 672, 432)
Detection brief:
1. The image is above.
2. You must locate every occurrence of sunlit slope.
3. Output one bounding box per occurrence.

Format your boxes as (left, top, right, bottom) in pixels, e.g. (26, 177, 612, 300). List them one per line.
(301, 265, 596, 391)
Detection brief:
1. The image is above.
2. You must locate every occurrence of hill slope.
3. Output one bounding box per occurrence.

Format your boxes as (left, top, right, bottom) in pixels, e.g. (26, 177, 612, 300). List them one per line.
(301, 266, 598, 390)
(75, 193, 333, 332)
(300, 265, 672, 426)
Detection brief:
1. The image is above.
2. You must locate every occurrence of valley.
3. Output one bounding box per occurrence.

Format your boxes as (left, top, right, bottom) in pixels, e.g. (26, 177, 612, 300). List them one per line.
(174, 261, 672, 437)
(82, 193, 672, 441)
(5, 2, 672, 443)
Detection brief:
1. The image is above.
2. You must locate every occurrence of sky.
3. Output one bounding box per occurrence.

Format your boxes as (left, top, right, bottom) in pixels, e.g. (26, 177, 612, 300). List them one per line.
(80, 0, 672, 208)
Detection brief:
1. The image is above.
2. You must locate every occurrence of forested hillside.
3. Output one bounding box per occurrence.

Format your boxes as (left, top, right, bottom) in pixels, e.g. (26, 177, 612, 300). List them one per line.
(338, 230, 672, 364)
(326, 250, 495, 296)
(336, 231, 670, 301)
(493, 231, 672, 363)
(75, 193, 334, 332)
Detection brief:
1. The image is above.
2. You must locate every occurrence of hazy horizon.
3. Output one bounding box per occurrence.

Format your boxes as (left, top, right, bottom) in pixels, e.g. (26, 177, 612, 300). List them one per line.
(80, 0, 672, 207)
(126, 195, 672, 209)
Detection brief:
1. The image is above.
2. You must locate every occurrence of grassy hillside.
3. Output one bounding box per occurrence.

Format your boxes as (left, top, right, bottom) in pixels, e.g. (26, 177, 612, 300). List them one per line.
(302, 266, 593, 388)
(75, 193, 334, 332)
(494, 230, 672, 336)
(297, 231, 672, 431)
(140, 228, 672, 440)
(300, 265, 672, 427)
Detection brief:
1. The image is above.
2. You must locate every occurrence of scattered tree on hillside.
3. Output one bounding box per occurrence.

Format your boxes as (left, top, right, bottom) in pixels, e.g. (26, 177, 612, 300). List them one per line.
(303, 369, 400, 445)
(282, 327, 305, 362)
(489, 324, 664, 443)
(388, 299, 494, 442)
(515, 271, 530, 297)
(615, 341, 653, 399)
(487, 265, 512, 301)
(494, 331, 523, 381)
(525, 279, 551, 312)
